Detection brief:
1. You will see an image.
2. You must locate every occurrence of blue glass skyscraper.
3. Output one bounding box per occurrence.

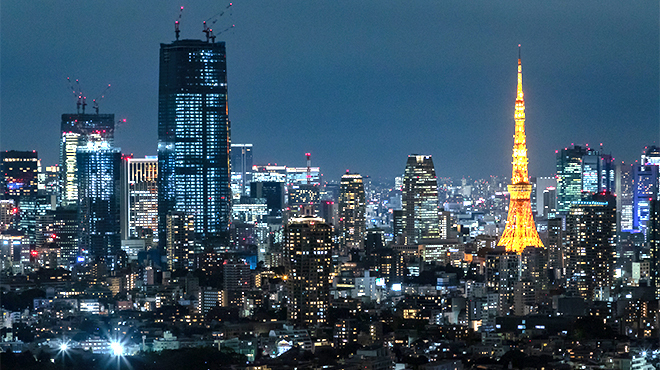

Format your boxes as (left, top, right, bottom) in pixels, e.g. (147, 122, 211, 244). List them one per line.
(77, 142, 121, 268)
(158, 38, 231, 250)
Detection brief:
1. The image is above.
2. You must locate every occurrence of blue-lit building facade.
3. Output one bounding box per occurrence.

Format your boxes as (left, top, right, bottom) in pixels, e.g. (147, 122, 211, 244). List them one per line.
(632, 164, 659, 236)
(60, 114, 115, 207)
(77, 142, 121, 269)
(556, 145, 615, 213)
(157, 39, 231, 251)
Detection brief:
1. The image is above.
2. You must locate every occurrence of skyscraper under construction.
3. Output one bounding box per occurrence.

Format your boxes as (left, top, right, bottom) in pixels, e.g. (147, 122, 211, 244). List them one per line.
(157, 33, 231, 251)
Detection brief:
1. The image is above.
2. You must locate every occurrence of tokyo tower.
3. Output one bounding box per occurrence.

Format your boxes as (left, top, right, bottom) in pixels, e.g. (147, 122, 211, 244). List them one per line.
(497, 46, 544, 253)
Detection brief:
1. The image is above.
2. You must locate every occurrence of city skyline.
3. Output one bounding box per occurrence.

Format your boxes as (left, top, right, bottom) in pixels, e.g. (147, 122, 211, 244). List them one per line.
(1, 1, 658, 181)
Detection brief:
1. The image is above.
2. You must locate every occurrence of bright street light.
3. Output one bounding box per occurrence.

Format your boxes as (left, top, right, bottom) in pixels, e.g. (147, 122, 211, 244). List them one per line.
(110, 342, 123, 356)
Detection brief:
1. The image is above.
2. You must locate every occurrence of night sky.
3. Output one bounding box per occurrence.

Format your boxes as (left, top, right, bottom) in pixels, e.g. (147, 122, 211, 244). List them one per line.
(1, 1, 658, 181)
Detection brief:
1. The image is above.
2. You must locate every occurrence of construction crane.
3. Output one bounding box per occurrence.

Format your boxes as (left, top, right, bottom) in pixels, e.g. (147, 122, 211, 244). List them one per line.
(66, 77, 86, 114)
(203, 3, 233, 42)
(175, 6, 183, 40)
(92, 84, 111, 114)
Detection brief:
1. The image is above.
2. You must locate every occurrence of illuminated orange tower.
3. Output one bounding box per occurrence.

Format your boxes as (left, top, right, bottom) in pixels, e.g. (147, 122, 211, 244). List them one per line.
(497, 46, 544, 253)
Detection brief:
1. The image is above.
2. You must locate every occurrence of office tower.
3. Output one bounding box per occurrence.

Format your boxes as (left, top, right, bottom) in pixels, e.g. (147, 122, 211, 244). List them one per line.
(223, 259, 252, 307)
(546, 217, 563, 281)
(48, 208, 78, 266)
(618, 163, 634, 231)
(650, 200, 660, 297)
(542, 187, 558, 218)
(556, 146, 587, 213)
(318, 200, 338, 227)
(564, 193, 616, 300)
(284, 217, 332, 326)
(485, 251, 521, 316)
(166, 211, 195, 271)
(231, 144, 253, 197)
(121, 156, 158, 240)
(642, 145, 660, 165)
(648, 199, 660, 299)
(39, 164, 60, 198)
(2, 150, 38, 199)
(632, 164, 658, 236)
(402, 155, 440, 245)
(439, 211, 451, 239)
(0, 200, 15, 231)
(250, 181, 284, 217)
(392, 209, 405, 244)
(16, 195, 53, 245)
(158, 37, 231, 249)
(535, 177, 557, 215)
(286, 167, 320, 186)
(338, 173, 366, 251)
(60, 113, 115, 207)
(497, 50, 543, 253)
(77, 142, 121, 269)
(288, 184, 320, 215)
(556, 145, 615, 213)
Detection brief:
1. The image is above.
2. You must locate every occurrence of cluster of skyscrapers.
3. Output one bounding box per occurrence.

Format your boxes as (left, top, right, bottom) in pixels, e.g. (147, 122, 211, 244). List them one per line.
(4, 30, 660, 354)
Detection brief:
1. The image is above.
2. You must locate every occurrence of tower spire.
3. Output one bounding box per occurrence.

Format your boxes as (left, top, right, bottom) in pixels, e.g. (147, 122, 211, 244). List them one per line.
(497, 47, 543, 254)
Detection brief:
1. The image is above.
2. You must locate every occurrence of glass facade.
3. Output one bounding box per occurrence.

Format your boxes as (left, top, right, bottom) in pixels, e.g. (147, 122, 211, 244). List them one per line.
(158, 40, 231, 250)
(77, 142, 121, 268)
(59, 114, 115, 207)
(402, 155, 440, 245)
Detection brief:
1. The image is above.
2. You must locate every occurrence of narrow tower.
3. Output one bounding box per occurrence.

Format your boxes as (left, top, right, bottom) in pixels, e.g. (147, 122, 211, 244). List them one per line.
(497, 46, 544, 253)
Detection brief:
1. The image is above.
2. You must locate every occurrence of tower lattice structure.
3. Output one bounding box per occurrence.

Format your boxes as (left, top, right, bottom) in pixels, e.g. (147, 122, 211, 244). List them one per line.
(497, 48, 544, 254)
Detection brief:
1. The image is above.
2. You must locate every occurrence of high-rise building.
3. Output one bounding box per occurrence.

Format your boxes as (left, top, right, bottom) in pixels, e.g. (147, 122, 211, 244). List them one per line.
(284, 217, 332, 326)
(338, 173, 366, 252)
(121, 156, 158, 240)
(223, 259, 252, 307)
(59, 114, 115, 207)
(250, 181, 284, 217)
(231, 144, 253, 197)
(632, 164, 659, 236)
(485, 251, 521, 316)
(166, 211, 195, 271)
(497, 49, 543, 253)
(77, 141, 121, 269)
(556, 145, 615, 213)
(1, 150, 38, 199)
(402, 155, 440, 245)
(47, 208, 78, 267)
(648, 199, 660, 299)
(546, 217, 563, 281)
(158, 37, 231, 250)
(564, 193, 616, 300)
(618, 163, 634, 231)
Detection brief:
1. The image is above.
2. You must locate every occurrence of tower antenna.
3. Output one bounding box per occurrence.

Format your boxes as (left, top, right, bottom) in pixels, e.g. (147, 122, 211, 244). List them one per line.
(306, 153, 311, 185)
(175, 6, 183, 40)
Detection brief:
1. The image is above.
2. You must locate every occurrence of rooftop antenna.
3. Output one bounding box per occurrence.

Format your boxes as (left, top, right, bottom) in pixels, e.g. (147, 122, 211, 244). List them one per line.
(306, 153, 311, 185)
(175, 6, 183, 40)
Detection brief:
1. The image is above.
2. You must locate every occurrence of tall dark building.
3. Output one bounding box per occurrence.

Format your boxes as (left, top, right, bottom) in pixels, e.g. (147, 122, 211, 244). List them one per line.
(402, 155, 440, 245)
(565, 192, 616, 300)
(250, 181, 284, 217)
(158, 38, 231, 250)
(338, 173, 366, 252)
(231, 144, 253, 196)
(649, 200, 660, 299)
(284, 217, 332, 326)
(77, 142, 121, 269)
